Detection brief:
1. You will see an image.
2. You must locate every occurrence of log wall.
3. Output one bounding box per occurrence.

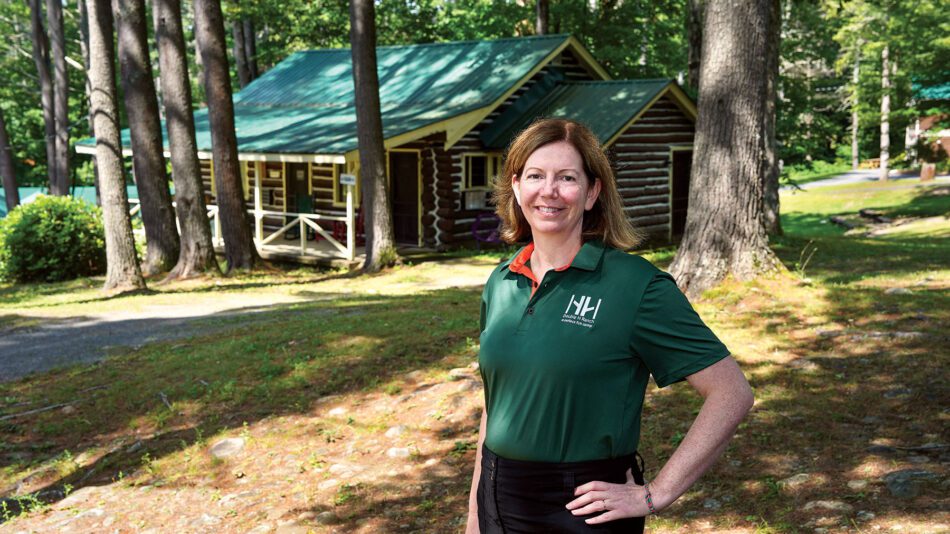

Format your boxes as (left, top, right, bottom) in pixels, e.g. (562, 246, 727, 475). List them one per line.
(608, 95, 695, 239)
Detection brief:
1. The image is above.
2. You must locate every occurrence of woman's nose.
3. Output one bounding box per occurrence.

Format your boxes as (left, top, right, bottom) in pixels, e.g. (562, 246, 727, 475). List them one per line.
(540, 175, 558, 197)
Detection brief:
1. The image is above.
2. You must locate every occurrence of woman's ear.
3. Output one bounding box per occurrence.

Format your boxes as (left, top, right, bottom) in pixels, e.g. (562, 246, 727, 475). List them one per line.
(585, 178, 602, 211)
(511, 173, 521, 205)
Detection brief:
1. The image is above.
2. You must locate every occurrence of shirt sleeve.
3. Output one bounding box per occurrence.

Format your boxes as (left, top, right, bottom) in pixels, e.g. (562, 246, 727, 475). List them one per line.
(630, 272, 730, 388)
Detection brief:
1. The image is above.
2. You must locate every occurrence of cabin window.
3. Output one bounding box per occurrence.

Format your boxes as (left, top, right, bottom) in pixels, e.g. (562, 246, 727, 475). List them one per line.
(463, 153, 502, 190)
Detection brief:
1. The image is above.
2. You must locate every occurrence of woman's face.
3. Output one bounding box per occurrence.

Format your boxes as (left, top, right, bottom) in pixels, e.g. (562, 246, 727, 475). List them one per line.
(513, 141, 601, 243)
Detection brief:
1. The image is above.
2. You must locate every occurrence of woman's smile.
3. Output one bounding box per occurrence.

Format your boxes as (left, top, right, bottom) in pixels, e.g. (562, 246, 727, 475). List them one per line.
(513, 140, 601, 242)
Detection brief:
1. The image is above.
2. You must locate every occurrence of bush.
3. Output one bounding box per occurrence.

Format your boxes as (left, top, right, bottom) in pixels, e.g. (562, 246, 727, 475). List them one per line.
(0, 195, 106, 283)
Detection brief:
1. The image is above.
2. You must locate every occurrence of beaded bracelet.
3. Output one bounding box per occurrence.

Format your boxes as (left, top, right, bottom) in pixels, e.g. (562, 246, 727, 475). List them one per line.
(644, 482, 657, 515)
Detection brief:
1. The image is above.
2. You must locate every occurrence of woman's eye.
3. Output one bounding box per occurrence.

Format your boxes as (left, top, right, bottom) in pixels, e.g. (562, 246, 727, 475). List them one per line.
(560, 175, 577, 182)
(525, 173, 543, 180)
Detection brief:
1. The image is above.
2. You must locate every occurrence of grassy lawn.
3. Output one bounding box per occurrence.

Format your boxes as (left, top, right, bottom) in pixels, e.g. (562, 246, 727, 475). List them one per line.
(0, 182, 947, 532)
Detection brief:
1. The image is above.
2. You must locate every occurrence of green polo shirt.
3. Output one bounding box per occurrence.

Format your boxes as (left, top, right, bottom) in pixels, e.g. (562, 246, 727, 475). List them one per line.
(478, 240, 730, 463)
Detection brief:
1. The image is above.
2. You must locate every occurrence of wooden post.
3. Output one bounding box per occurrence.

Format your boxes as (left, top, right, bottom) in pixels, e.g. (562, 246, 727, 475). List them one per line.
(346, 184, 355, 261)
(214, 209, 222, 245)
(299, 217, 305, 254)
(254, 161, 263, 242)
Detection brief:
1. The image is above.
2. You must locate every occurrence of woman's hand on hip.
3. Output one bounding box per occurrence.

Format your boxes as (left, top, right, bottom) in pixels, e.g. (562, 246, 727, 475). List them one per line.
(565, 468, 652, 524)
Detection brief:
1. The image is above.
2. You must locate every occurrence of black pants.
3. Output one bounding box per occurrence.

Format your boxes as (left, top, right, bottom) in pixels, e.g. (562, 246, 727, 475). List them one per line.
(477, 445, 646, 533)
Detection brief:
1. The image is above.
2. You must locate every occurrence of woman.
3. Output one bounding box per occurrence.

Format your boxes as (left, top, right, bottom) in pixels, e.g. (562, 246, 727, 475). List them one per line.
(467, 119, 754, 533)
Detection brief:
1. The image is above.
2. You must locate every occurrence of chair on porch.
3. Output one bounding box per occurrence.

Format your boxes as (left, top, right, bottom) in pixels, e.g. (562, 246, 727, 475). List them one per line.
(332, 207, 365, 246)
(284, 195, 317, 241)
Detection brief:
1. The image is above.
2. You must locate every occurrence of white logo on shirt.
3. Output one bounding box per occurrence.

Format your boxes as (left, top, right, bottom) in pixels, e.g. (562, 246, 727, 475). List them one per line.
(562, 294, 601, 328)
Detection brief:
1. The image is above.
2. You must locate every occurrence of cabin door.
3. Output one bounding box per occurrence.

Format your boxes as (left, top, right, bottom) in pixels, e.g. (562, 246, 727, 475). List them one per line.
(389, 151, 420, 245)
(286, 162, 311, 213)
(670, 150, 692, 237)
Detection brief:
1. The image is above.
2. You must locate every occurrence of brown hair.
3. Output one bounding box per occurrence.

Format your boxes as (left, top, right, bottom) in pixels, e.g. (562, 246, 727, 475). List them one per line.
(492, 118, 642, 249)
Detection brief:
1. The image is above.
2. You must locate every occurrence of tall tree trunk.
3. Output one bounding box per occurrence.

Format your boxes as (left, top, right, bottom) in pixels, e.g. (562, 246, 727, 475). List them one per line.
(0, 109, 19, 212)
(851, 45, 860, 170)
(85, 0, 146, 291)
(763, 0, 782, 236)
(78, 0, 101, 204)
(686, 0, 704, 93)
(47, 0, 69, 194)
(114, 0, 181, 275)
(536, 0, 548, 35)
(879, 43, 889, 181)
(232, 19, 251, 88)
(153, 0, 219, 279)
(350, 0, 395, 272)
(243, 19, 258, 79)
(194, 0, 258, 271)
(28, 0, 59, 195)
(669, 0, 782, 297)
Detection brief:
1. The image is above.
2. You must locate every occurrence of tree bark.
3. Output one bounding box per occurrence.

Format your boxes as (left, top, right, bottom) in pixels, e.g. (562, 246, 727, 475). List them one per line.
(879, 43, 889, 181)
(114, 0, 181, 275)
(851, 45, 860, 170)
(232, 19, 251, 88)
(686, 0, 704, 93)
(194, 0, 258, 271)
(243, 19, 258, 79)
(85, 0, 146, 291)
(536, 0, 548, 35)
(763, 0, 782, 236)
(28, 0, 60, 195)
(350, 0, 395, 272)
(153, 0, 219, 279)
(0, 109, 19, 212)
(669, 0, 783, 297)
(78, 0, 101, 204)
(47, 0, 69, 195)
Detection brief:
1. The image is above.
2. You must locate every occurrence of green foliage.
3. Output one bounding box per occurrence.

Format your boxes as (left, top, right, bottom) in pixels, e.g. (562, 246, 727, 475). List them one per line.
(0, 195, 106, 283)
(0, 0, 91, 187)
(831, 0, 950, 161)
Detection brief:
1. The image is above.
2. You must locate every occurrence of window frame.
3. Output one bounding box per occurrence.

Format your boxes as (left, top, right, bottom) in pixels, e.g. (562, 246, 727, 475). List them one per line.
(462, 152, 502, 191)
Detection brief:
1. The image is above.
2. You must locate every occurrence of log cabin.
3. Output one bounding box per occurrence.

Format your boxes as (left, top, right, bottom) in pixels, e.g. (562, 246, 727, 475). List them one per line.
(77, 34, 698, 261)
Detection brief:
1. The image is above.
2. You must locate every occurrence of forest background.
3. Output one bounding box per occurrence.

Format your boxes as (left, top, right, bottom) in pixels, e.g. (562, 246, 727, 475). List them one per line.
(0, 0, 947, 192)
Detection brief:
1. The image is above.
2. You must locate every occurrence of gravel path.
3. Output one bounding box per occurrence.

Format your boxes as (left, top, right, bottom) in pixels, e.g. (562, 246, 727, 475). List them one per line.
(0, 294, 310, 383)
(0, 259, 496, 384)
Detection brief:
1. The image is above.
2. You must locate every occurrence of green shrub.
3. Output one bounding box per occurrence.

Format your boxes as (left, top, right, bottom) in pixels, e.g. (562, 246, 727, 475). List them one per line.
(0, 195, 106, 283)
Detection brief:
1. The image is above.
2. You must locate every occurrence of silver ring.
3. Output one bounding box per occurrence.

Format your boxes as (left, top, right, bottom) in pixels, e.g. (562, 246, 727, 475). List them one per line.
(601, 499, 607, 511)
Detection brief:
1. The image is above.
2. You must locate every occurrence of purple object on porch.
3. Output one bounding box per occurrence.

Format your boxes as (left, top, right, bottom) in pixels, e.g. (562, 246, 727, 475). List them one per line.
(472, 212, 501, 250)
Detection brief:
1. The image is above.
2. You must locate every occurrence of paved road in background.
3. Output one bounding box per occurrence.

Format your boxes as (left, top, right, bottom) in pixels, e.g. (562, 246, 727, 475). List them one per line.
(792, 169, 950, 189)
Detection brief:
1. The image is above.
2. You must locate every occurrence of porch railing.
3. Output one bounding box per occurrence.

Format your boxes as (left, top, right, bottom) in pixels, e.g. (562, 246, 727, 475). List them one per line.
(127, 198, 356, 261)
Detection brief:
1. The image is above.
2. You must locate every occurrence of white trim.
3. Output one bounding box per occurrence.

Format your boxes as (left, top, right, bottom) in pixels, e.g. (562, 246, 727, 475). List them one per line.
(74, 143, 345, 165)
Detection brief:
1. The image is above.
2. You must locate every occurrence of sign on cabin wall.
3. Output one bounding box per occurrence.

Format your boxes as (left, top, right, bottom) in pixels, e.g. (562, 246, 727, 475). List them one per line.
(339, 173, 357, 186)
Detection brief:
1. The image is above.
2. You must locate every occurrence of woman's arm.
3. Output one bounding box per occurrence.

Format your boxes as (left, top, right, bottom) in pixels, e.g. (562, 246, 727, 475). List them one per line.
(566, 356, 753, 523)
(466, 408, 488, 533)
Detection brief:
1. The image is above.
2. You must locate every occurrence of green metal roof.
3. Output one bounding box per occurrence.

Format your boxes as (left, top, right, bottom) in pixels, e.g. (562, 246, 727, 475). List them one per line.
(915, 81, 950, 101)
(80, 34, 577, 156)
(481, 80, 674, 149)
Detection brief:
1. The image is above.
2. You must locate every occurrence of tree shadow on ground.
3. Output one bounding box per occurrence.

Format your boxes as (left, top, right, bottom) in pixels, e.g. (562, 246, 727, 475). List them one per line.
(633, 250, 948, 531)
(1, 269, 358, 311)
(0, 287, 484, 525)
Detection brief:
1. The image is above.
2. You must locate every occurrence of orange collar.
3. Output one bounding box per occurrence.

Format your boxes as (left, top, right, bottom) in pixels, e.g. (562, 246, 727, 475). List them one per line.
(508, 243, 575, 296)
